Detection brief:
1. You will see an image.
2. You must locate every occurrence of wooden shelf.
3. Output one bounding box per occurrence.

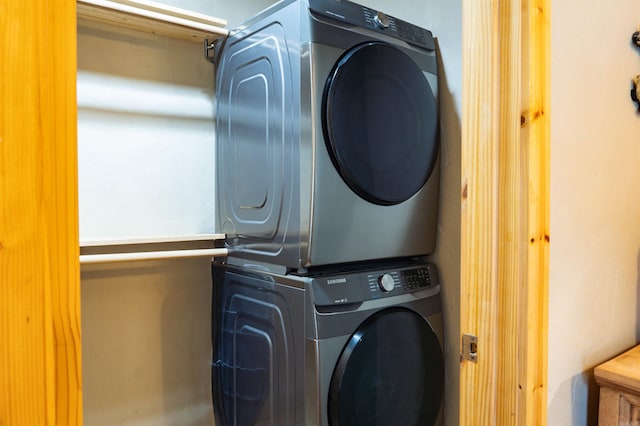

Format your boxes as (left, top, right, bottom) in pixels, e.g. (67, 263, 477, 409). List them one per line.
(77, 0, 228, 43)
(80, 233, 225, 247)
(79, 234, 227, 264)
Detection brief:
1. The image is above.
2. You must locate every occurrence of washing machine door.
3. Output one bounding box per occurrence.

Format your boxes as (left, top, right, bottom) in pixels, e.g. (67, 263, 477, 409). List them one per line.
(328, 307, 444, 426)
(322, 41, 439, 206)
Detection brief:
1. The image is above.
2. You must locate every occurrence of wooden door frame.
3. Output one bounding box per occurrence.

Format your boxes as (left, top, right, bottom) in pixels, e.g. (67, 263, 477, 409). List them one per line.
(460, 1, 550, 424)
(0, 0, 549, 424)
(1, 1, 82, 424)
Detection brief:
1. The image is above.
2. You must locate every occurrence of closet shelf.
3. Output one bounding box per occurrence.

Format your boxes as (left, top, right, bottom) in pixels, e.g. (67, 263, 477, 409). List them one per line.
(79, 233, 226, 247)
(79, 248, 228, 264)
(79, 234, 228, 264)
(77, 0, 228, 43)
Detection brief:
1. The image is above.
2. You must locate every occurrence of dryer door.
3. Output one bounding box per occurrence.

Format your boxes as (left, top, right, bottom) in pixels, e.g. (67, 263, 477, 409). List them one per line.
(328, 307, 444, 426)
(322, 41, 438, 206)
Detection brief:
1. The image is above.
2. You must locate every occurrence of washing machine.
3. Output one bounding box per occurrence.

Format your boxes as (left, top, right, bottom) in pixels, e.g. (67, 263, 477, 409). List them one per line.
(211, 259, 445, 425)
(214, 0, 440, 271)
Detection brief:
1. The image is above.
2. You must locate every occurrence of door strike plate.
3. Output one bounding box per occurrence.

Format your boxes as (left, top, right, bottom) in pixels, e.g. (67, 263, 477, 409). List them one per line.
(462, 334, 478, 362)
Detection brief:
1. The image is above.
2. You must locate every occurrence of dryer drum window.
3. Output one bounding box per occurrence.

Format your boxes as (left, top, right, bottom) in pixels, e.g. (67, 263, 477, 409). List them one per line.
(328, 307, 444, 426)
(322, 41, 439, 206)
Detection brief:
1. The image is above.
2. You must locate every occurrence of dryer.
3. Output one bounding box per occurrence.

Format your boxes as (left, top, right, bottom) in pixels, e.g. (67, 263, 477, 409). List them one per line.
(211, 259, 444, 426)
(215, 0, 440, 270)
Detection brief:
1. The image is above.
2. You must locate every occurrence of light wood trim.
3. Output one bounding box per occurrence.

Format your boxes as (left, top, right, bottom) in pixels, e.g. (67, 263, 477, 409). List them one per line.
(496, 0, 523, 422)
(0, 0, 82, 425)
(460, 1, 500, 423)
(77, 0, 228, 42)
(521, 1, 550, 424)
(460, 0, 549, 424)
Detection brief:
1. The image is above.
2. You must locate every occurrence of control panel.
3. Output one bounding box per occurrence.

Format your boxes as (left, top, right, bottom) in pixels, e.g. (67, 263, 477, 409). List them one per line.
(308, 0, 435, 51)
(310, 263, 439, 307)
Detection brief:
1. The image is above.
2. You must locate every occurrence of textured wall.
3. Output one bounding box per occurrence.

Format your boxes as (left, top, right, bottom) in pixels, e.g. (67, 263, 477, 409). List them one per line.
(549, 1, 640, 424)
(77, 25, 216, 240)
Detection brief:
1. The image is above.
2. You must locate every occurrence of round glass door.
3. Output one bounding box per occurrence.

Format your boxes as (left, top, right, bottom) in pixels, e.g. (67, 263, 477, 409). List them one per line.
(328, 308, 444, 426)
(322, 42, 438, 206)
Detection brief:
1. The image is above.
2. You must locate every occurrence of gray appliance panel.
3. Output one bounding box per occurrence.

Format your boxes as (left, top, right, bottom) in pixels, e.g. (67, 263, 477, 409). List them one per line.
(306, 41, 439, 267)
(215, 2, 302, 267)
(212, 264, 306, 426)
(216, 0, 440, 270)
(308, 0, 435, 50)
(212, 260, 443, 426)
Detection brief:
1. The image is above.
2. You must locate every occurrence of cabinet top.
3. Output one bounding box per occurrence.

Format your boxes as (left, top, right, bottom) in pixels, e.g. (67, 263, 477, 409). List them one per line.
(595, 345, 640, 394)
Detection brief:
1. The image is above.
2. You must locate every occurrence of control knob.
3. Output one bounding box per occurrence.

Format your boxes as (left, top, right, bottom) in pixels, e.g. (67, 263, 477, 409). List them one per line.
(378, 273, 395, 292)
(373, 11, 390, 29)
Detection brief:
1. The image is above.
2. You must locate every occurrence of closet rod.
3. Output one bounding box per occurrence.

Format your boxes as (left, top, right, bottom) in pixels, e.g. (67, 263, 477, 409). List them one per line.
(80, 233, 225, 247)
(80, 247, 228, 264)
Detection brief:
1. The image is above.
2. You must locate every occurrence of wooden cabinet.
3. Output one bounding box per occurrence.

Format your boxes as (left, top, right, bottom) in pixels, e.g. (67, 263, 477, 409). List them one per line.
(595, 345, 640, 425)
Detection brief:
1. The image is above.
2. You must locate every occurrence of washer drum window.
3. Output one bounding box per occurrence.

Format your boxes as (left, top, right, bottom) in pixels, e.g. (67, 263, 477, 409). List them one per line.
(328, 307, 445, 426)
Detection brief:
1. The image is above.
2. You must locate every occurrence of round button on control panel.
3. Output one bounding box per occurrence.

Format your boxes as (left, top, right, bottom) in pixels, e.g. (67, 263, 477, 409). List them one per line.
(373, 11, 390, 29)
(378, 273, 395, 292)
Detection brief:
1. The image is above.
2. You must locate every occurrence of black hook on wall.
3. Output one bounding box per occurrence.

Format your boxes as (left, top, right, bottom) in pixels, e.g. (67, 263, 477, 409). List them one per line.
(631, 31, 640, 110)
(631, 75, 640, 109)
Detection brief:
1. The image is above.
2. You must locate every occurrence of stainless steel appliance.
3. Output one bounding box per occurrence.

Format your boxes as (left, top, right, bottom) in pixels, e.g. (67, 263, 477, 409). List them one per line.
(211, 259, 444, 426)
(215, 0, 440, 270)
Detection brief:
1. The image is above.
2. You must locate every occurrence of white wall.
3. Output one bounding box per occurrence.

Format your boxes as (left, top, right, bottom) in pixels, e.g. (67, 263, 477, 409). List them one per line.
(158, 0, 274, 27)
(82, 257, 215, 425)
(77, 24, 216, 240)
(77, 0, 275, 241)
(79, 1, 461, 425)
(549, 1, 640, 424)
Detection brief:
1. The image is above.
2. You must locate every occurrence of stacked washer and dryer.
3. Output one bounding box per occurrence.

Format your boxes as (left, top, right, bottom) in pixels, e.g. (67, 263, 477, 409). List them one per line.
(211, 0, 445, 425)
